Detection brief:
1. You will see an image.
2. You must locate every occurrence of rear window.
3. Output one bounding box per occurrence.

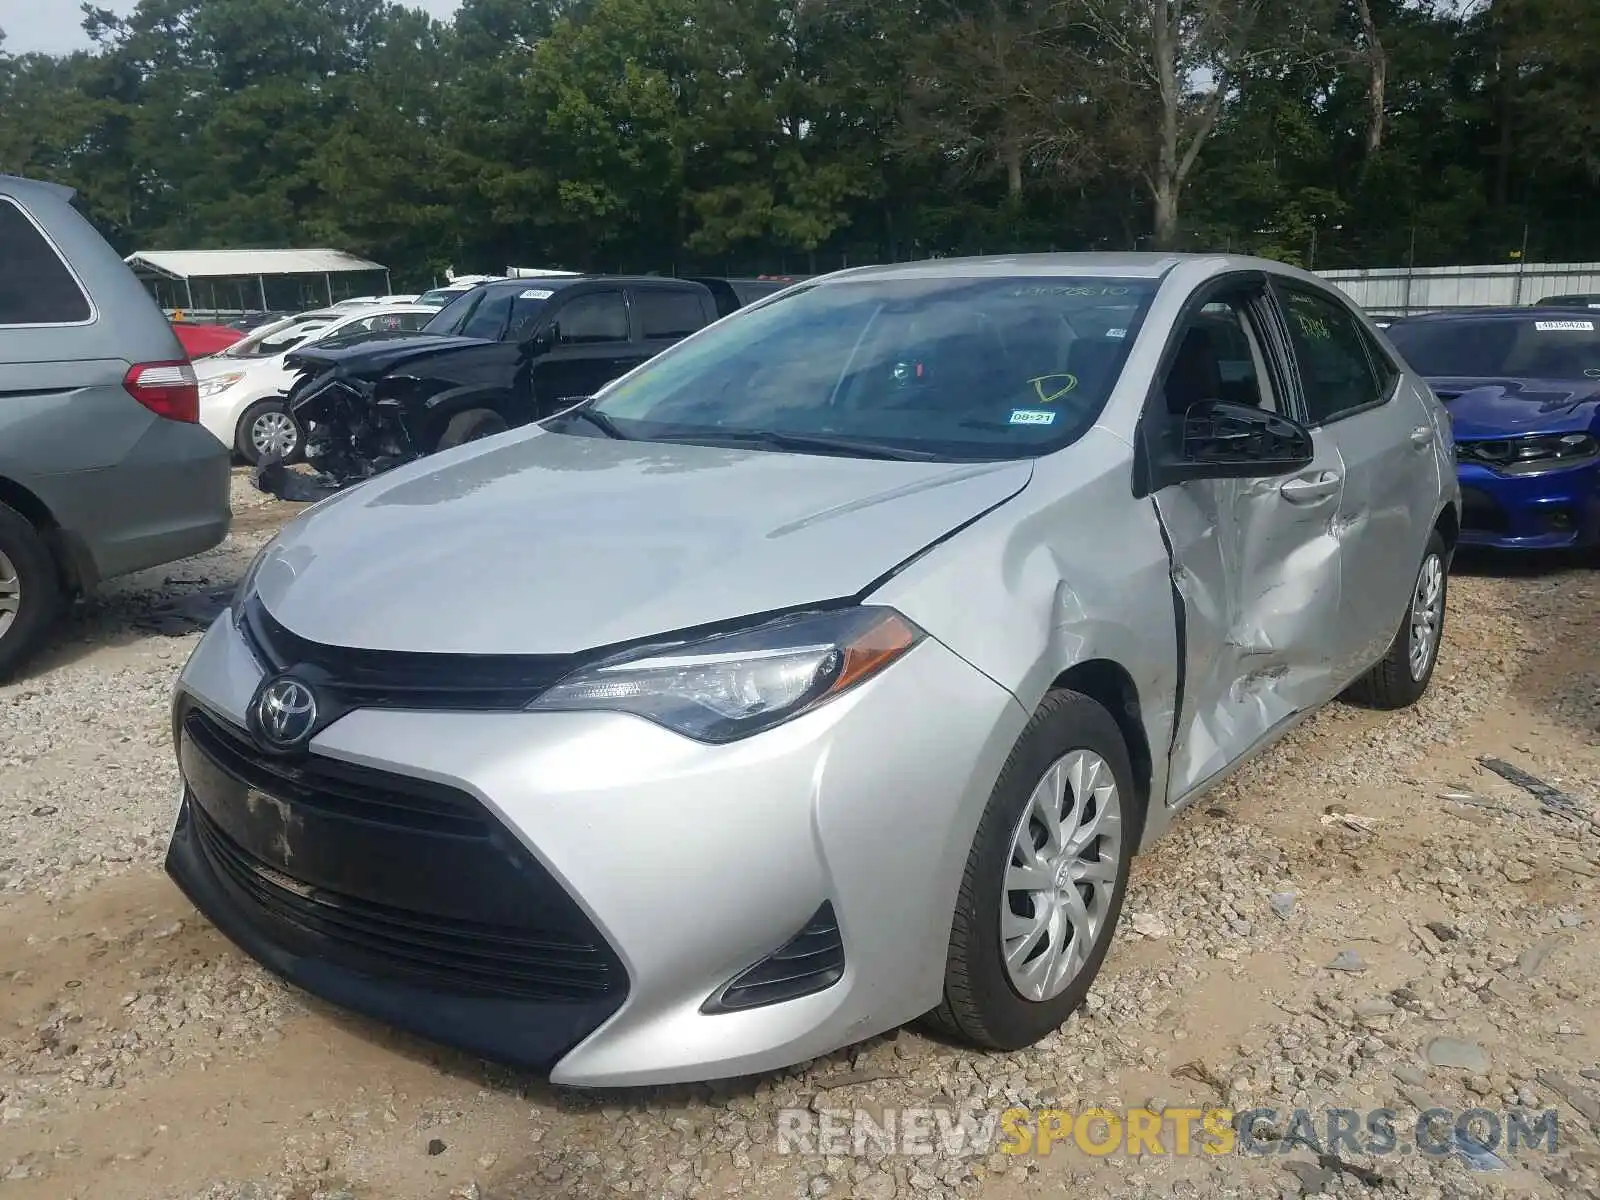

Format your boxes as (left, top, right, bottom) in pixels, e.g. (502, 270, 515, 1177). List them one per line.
(633, 289, 708, 339)
(1388, 317, 1600, 380)
(0, 197, 93, 325)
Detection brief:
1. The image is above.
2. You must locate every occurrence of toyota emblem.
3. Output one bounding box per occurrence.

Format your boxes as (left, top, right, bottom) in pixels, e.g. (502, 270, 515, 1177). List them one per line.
(250, 675, 319, 750)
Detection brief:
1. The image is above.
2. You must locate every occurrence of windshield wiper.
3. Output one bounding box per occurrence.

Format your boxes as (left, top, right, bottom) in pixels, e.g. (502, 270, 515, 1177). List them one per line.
(553, 406, 630, 440)
(665, 429, 942, 462)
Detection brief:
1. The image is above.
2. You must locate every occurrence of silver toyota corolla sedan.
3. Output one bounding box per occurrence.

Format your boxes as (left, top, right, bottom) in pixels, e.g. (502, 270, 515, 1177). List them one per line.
(165, 253, 1460, 1087)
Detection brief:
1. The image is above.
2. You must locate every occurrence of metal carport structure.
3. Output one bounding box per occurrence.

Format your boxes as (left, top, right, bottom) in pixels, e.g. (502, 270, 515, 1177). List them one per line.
(125, 248, 391, 319)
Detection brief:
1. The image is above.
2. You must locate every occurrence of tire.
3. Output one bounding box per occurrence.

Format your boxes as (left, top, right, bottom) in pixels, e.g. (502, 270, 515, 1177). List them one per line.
(0, 501, 63, 682)
(436, 409, 509, 452)
(236, 399, 303, 466)
(923, 689, 1139, 1051)
(1343, 529, 1448, 710)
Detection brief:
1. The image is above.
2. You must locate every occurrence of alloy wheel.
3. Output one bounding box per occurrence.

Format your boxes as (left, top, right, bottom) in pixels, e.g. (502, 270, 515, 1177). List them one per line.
(1407, 552, 1444, 681)
(1000, 749, 1124, 1002)
(0, 548, 18, 641)
(251, 409, 300, 460)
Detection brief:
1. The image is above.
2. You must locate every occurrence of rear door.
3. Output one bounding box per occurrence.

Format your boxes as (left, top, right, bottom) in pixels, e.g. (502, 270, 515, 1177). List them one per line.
(1271, 280, 1437, 678)
(1143, 274, 1347, 804)
(629, 284, 714, 359)
(529, 288, 633, 412)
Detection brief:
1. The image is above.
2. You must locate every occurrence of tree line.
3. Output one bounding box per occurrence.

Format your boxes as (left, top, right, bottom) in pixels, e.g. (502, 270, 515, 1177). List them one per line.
(2, 0, 1596, 286)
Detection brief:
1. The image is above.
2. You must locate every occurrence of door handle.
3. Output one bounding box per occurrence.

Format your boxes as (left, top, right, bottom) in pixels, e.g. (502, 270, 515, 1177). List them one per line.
(1279, 471, 1341, 504)
(1410, 425, 1432, 449)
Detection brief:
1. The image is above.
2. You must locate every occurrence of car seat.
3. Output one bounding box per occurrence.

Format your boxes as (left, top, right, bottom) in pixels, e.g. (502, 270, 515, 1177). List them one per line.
(1164, 326, 1224, 415)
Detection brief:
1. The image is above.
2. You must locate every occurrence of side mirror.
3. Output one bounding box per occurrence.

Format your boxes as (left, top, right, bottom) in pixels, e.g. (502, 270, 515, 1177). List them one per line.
(1151, 400, 1315, 488)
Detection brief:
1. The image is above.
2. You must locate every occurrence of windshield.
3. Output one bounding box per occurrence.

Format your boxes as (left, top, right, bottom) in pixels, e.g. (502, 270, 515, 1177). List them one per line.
(220, 312, 338, 359)
(573, 276, 1157, 461)
(417, 287, 464, 307)
(422, 287, 484, 332)
(1387, 316, 1600, 380)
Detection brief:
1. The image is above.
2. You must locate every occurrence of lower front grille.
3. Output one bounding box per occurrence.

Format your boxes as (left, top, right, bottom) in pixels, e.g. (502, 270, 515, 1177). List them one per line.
(1460, 486, 1509, 535)
(703, 903, 845, 1013)
(188, 797, 616, 1002)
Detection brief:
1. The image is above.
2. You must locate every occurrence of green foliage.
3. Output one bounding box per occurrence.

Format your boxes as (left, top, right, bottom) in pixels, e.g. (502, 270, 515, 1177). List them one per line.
(1, 0, 1597, 282)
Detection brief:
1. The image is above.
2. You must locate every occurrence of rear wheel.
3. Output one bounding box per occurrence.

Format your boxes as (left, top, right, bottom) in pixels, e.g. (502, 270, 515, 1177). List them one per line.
(1343, 529, 1449, 710)
(923, 690, 1138, 1050)
(236, 399, 302, 466)
(0, 501, 62, 681)
(436, 409, 509, 452)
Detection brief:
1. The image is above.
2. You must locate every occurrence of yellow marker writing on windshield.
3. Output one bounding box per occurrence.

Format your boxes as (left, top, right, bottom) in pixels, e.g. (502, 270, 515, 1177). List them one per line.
(1028, 374, 1078, 404)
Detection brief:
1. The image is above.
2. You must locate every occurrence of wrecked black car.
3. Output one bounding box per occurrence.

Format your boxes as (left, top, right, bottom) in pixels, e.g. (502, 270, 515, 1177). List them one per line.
(255, 275, 726, 499)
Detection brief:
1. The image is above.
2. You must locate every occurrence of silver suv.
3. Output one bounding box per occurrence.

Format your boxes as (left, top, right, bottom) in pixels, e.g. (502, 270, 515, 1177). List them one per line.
(0, 174, 231, 678)
(166, 253, 1458, 1087)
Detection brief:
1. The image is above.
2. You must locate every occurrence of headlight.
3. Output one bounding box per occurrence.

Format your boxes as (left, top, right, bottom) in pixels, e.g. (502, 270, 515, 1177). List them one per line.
(527, 607, 925, 743)
(198, 372, 245, 399)
(1461, 432, 1599, 474)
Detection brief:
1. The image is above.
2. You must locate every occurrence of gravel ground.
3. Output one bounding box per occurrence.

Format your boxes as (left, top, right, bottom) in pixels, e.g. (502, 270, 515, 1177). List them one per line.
(1, 481, 1596, 1200)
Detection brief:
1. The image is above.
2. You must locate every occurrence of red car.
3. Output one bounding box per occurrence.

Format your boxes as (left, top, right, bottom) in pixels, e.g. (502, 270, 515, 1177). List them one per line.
(171, 322, 244, 359)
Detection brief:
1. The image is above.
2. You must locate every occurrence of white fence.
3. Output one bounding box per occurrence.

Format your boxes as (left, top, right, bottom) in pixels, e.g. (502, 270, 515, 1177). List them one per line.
(1319, 262, 1600, 317)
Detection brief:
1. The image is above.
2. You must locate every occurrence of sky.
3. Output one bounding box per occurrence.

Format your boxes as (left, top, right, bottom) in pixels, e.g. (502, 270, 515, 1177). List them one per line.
(0, 0, 463, 55)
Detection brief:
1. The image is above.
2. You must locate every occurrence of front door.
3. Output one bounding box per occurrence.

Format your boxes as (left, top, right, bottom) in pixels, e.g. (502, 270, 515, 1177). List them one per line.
(1145, 281, 1347, 804)
(1273, 281, 1440, 676)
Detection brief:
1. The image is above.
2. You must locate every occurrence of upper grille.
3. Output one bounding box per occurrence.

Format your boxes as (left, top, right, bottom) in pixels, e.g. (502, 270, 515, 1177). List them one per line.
(240, 597, 576, 712)
(188, 798, 617, 1002)
(184, 705, 487, 837)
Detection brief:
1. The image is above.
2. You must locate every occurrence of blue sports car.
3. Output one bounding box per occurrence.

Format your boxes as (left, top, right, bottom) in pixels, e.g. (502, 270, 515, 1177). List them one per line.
(1384, 307, 1600, 550)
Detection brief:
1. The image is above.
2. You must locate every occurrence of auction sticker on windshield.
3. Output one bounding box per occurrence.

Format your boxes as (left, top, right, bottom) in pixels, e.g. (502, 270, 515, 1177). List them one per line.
(520, 289, 555, 300)
(1010, 409, 1057, 426)
(1534, 320, 1594, 331)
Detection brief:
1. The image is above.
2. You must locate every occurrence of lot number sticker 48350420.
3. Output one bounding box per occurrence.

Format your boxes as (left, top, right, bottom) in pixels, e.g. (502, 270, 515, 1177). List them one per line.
(1534, 320, 1594, 332)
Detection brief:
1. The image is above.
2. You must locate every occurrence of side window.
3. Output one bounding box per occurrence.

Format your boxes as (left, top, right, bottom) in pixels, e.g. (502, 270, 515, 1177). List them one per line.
(1160, 294, 1278, 417)
(554, 291, 629, 345)
(460, 290, 515, 340)
(1278, 285, 1384, 424)
(0, 198, 92, 325)
(633, 288, 709, 340)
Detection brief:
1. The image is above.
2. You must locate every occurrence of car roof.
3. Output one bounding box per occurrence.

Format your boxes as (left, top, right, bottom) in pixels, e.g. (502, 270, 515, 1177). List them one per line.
(1386, 306, 1600, 325)
(809, 251, 1249, 283)
(0, 173, 76, 203)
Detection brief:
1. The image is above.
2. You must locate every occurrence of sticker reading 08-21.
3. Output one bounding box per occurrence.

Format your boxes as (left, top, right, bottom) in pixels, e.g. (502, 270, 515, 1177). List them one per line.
(1010, 409, 1057, 426)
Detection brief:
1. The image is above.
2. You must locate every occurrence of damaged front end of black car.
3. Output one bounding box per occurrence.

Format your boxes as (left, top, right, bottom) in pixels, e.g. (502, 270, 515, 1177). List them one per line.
(252, 333, 510, 502)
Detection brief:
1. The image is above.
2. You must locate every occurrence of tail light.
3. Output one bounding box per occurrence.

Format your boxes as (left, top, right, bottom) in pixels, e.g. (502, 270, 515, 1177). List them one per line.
(124, 361, 199, 423)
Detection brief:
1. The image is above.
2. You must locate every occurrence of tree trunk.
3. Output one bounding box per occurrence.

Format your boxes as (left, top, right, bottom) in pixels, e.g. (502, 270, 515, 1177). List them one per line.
(1003, 135, 1023, 198)
(1353, 0, 1386, 161)
(1152, 178, 1180, 249)
(1151, 0, 1183, 249)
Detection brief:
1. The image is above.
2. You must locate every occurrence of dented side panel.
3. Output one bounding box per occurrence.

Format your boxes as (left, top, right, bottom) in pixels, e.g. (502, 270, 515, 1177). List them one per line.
(1152, 431, 1348, 803)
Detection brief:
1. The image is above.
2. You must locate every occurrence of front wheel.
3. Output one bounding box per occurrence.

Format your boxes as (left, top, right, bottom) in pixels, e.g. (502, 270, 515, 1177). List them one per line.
(236, 399, 303, 466)
(923, 689, 1138, 1051)
(1343, 529, 1449, 710)
(436, 408, 509, 452)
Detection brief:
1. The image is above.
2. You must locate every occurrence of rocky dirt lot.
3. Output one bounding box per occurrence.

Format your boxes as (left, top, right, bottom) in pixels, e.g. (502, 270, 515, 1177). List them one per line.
(1, 473, 1596, 1200)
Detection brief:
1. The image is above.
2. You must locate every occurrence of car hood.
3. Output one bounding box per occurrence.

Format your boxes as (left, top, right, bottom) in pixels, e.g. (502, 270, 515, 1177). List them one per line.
(252, 429, 1035, 655)
(1430, 376, 1600, 439)
(284, 332, 490, 377)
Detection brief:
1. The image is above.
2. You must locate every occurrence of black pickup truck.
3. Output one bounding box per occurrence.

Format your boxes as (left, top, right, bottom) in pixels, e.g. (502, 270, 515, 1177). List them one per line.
(259, 275, 744, 500)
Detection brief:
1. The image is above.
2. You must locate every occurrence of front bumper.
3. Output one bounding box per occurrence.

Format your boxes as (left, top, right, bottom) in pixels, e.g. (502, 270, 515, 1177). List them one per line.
(166, 609, 1026, 1086)
(1456, 457, 1600, 550)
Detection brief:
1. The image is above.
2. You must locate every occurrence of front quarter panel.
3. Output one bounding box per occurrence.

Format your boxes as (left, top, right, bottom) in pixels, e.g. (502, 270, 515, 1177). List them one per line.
(870, 427, 1178, 844)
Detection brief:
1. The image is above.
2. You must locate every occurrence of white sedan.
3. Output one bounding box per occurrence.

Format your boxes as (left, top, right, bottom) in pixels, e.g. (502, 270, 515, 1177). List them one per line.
(194, 304, 435, 463)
